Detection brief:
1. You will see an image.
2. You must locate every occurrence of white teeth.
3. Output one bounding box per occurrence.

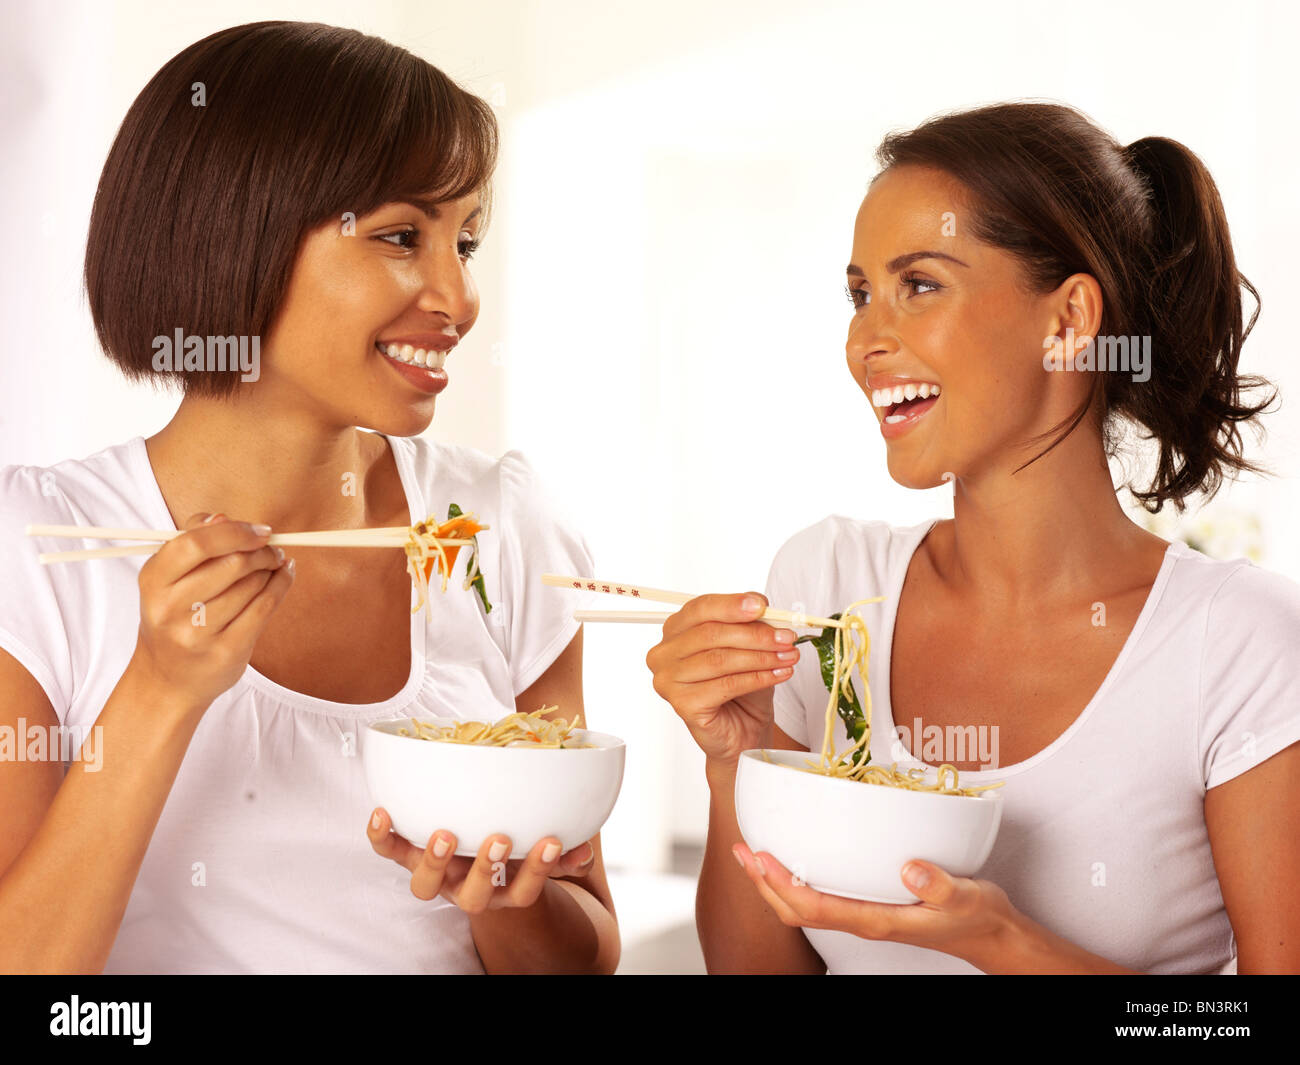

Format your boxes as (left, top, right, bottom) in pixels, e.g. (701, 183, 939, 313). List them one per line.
(871, 382, 942, 407)
(378, 342, 447, 371)
(884, 414, 907, 424)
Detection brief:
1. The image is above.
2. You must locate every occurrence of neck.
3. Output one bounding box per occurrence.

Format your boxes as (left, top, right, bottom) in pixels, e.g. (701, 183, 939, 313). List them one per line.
(939, 428, 1163, 607)
(145, 393, 400, 531)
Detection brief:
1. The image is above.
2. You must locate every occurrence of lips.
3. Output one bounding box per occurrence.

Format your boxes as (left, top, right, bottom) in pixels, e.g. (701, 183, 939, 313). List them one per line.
(376, 342, 448, 395)
(868, 381, 940, 438)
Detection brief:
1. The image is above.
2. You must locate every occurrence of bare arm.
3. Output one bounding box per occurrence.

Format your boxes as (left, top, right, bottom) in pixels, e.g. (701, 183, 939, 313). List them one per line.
(467, 627, 621, 974)
(645, 591, 826, 973)
(1205, 740, 1300, 973)
(0, 649, 207, 973)
(0, 513, 290, 973)
(697, 723, 825, 974)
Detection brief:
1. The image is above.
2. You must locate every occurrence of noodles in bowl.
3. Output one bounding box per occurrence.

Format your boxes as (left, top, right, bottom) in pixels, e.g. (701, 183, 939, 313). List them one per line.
(396, 707, 592, 749)
(363, 709, 625, 859)
(736, 598, 1004, 902)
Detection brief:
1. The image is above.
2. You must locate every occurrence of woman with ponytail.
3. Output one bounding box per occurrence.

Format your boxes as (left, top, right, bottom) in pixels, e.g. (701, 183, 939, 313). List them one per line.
(648, 102, 1300, 973)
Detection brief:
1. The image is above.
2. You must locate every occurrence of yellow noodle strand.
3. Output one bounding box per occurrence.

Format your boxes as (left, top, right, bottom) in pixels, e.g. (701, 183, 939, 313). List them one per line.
(403, 511, 483, 616)
(398, 707, 592, 749)
(799, 600, 1003, 797)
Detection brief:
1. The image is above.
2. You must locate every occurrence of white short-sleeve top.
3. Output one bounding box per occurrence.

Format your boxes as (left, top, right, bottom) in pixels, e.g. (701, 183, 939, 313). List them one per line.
(767, 515, 1300, 975)
(0, 433, 593, 973)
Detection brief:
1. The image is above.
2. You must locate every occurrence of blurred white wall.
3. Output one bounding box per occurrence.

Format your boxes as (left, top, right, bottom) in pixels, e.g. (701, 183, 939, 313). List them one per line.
(3, 0, 1298, 870)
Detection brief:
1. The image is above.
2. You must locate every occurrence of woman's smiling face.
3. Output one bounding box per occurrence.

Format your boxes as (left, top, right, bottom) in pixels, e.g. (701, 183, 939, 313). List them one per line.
(845, 165, 1092, 491)
(261, 189, 483, 436)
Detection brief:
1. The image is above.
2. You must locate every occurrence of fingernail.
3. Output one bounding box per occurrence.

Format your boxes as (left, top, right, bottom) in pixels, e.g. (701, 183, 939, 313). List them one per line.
(286, 558, 296, 576)
(370, 810, 382, 830)
(201, 513, 218, 524)
(542, 842, 561, 863)
(733, 848, 745, 869)
(753, 856, 767, 876)
(773, 666, 793, 677)
(274, 547, 285, 564)
(741, 595, 763, 615)
(777, 650, 798, 661)
(251, 523, 272, 537)
(580, 842, 595, 866)
(488, 840, 508, 862)
(905, 863, 930, 889)
(433, 835, 450, 858)
(774, 628, 795, 645)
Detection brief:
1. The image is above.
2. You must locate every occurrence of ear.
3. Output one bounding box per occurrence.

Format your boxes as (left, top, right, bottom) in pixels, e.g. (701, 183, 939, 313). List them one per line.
(1045, 273, 1104, 370)
(1060, 273, 1102, 361)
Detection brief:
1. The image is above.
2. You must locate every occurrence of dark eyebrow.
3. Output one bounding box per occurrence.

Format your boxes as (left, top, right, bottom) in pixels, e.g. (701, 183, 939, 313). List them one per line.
(846, 250, 969, 277)
(398, 198, 482, 226)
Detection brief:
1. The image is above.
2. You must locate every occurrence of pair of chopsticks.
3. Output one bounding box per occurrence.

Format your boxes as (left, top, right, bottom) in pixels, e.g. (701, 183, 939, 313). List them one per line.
(541, 573, 884, 630)
(25, 524, 476, 565)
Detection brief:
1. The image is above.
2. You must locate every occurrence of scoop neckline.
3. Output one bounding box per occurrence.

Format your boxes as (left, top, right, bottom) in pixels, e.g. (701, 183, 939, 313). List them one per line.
(876, 517, 1183, 779)
(129, 432, 428, 717)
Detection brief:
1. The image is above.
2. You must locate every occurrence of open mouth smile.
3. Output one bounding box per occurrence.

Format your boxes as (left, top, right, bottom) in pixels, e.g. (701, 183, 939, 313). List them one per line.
(870, 382, 941, 437)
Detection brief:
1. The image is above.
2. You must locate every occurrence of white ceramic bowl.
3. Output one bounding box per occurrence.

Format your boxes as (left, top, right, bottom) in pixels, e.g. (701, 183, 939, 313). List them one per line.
(735, 748, 1003, 903)
(364, 716, 626, 859)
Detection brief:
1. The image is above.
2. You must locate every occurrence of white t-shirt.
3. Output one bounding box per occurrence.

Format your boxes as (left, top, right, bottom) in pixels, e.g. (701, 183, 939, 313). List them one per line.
(0, 433, 593, 974)
(767, 515, 1300, 975)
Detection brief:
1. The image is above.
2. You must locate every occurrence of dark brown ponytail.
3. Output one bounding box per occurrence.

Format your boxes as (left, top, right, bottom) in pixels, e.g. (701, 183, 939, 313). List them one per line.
(875, 103, 1275, 513)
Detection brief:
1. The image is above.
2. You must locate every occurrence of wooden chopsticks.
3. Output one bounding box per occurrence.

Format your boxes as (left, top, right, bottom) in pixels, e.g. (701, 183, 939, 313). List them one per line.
(543, 573, 885, 630)
(25, 524, 475, 565)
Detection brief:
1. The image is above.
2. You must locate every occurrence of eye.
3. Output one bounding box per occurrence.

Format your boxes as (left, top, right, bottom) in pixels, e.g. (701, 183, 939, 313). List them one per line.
(377, 228, 418, 249)
(375, 228, 480, 262)
(844, 273, 942, 309)
(902, 272, 941, 296)
(458, 234, 481, 263)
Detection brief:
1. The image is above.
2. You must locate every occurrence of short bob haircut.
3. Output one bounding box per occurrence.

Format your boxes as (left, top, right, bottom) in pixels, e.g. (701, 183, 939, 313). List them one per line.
(85, 21, 499, 398)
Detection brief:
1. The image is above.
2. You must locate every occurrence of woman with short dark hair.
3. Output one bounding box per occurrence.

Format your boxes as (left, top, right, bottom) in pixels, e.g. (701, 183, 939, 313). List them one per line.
(0, 21, 618, 974)
(648, 102, 1300, 974)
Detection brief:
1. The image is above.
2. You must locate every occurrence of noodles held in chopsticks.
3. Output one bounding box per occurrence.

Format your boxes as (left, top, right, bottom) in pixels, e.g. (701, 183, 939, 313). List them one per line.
(405, 505, 491, 617)
(397, 707, 591, 748)
(789, 598, 1003, 797)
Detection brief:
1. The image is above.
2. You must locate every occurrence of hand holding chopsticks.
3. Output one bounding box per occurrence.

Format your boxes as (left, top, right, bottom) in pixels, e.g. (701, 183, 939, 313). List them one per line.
(541, 573, 884, 630)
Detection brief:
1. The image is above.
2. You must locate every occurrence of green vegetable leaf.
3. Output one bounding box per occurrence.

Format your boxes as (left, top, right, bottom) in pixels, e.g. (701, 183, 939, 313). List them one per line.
(447, 503, 492, 614)
(793, 612, 869, 766)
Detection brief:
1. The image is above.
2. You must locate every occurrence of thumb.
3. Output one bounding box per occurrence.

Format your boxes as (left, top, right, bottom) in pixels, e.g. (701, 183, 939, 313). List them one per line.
(552, 840, 596, 878)
(902, 859, 955, 904)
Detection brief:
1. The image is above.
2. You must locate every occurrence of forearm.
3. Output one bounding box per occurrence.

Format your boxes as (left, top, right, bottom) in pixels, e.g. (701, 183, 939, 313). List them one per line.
(469, 878, 618, 974)
(0, 661, 202, 974)
(697, 763, 825, 974)
(969, 910, 1140, 975)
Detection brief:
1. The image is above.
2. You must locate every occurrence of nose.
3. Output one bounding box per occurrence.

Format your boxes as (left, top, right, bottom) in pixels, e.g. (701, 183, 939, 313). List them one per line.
(845, 301, 896, 368)
(414, 242, 478, 330)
